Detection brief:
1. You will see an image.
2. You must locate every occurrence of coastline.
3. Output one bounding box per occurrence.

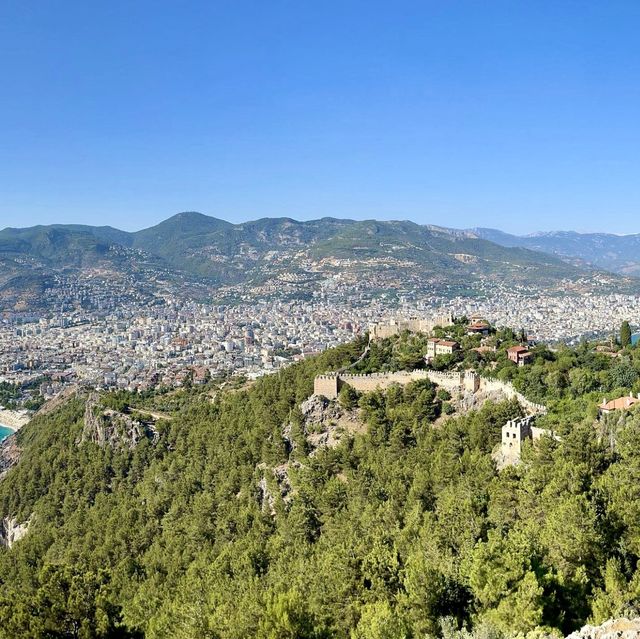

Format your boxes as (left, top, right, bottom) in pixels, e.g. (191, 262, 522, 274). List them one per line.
(0, 409, 31, 433)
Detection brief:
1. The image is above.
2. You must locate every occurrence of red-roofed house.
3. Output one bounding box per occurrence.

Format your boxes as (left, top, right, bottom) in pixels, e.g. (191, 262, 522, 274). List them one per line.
(467, 321, 490, 335)
(507, 345, 533, 366)
(599, 394, 640, 414)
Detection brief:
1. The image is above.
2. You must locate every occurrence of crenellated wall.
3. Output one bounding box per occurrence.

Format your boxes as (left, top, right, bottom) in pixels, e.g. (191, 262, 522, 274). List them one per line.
(480, 377, 547, 415)
(498, 415, 557, 469)
(339, 370, 431, 393)
(314, 366, 551, 471)
(314, 366, 547, 417)
(369, 312, 454, 341)
(314, 369, 483, 398)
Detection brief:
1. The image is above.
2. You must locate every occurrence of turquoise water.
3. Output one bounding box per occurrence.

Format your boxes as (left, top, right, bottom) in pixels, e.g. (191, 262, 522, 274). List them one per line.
(0, 425, 13, 442)
(633, 334, 640, 346)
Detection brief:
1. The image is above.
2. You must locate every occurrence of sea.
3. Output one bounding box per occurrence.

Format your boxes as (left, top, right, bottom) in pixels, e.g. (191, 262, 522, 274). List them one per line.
(0, 424, 13, 443)
(633, 334, 640, 346)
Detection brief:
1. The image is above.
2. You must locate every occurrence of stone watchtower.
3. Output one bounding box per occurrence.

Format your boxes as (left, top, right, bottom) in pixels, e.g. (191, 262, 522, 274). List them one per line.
(463, 370, 480, 393)
(313, 374, 340, 399)
(500, 415, 535, 466)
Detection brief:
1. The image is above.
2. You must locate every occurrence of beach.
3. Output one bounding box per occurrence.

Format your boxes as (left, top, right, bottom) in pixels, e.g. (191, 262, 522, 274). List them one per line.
(0, 409, 31, 432)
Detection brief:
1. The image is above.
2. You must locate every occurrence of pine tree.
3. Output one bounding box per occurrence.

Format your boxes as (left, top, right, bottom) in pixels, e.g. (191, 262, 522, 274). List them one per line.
(621, 321, 632, 348)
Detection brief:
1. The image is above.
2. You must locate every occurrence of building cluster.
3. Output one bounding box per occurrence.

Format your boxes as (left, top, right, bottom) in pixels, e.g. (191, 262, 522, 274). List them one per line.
(447, 287, 640, 344)
(1, 274, 639, 401)
(0, 299, 372, 393)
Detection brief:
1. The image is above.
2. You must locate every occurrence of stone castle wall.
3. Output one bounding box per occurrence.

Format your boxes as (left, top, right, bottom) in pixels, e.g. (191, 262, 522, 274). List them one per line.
(480, 377, 547, 415)
(340, 370, 431, 393)
(314, 367, 546, 418)
(313, 375, 340, 399)
(500, 415, 536, 467)
(314, 369, 481, 399)
(314, 367, 552, 471)
(369, 312, 454, 341)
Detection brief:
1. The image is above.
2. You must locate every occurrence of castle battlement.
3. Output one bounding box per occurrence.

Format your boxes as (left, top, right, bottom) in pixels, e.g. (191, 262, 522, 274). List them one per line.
(314, 368, 482, 398)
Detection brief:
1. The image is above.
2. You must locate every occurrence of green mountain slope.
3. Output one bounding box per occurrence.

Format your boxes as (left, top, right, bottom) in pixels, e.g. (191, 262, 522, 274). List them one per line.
(1, 213, 635, 310)
(2, 333, 640, 636)
(131, 213, 582, 283)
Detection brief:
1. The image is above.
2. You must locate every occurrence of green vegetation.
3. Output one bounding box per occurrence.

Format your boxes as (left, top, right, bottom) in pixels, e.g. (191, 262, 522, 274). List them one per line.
(3, 332, 640, 637)
(0, 382, 20, 409)
(620, 320, 632, 349)
(0, 379, 45, 411)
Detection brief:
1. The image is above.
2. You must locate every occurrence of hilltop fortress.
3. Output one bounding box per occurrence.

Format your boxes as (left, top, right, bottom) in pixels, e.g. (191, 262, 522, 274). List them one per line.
(314, 368, 550, 467)
(314, 311, 555, 467)
(368, 311, 454, 341)
(314, 369, 546, 416)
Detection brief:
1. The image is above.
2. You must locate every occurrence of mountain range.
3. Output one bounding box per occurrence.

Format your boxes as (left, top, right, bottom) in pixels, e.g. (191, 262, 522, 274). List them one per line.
(0, 212, 637, 311)
(471, 227, 640, 276)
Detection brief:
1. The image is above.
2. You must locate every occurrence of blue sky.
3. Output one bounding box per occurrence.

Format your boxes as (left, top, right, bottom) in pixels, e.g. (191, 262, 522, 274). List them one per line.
(1, 1, 639, 234)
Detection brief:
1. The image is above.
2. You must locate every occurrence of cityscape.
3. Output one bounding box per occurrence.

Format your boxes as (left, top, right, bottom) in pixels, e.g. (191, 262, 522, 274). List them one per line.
(1, 282, 638, 397)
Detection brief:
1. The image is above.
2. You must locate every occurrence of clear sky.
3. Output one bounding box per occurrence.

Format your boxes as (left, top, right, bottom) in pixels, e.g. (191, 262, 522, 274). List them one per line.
(1, 1, 640, 234)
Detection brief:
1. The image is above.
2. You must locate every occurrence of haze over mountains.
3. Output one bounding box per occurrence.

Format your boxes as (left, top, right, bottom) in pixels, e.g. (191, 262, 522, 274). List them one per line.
(472, 227, 640, 276)
(0, 212, 638, 312)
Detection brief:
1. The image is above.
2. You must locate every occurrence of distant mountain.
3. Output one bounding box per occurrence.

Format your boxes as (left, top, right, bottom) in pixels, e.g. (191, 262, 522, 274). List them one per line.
(472, 228, 640, 276)
(0, 212, 635, 311)
(129, 213, 586, 285)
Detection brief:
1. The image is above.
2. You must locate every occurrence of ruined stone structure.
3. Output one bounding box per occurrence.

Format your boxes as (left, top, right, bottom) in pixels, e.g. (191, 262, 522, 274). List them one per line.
(498, 415, 558, 468)
(314, 366, 552, 470)
(481, 377, 547, 415)
(500, 415, 536, 466)
(313, 339, 556, 472)
(369, 311, 454, 341)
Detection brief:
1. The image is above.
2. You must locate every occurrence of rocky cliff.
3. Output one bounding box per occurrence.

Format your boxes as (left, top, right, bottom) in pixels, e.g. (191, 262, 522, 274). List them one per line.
(0, 516, 30, 549)
(566, 618, 640, 639)
(0, 433, 21, 480)
(80, 393, 158, 449)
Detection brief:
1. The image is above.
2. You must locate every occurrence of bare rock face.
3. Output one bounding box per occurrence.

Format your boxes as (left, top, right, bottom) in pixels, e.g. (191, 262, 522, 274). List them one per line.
(0, 433, 21, 481)
(257, 396, 363, 515)
(80, 393, 158, 450)
(256, 460, 302, 515)
(566, 618, 640, 639)
(36, 385, 80, 417)
(295, 395, 364, 455)
(0, 516, 31, 548)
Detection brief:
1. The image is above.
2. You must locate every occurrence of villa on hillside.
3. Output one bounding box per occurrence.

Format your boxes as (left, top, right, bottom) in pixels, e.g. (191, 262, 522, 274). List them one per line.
(467, 321, 490, 335)
(507, 345, 533, 367)
(425, 338, 460, 361)
(599, 393, 640, 414)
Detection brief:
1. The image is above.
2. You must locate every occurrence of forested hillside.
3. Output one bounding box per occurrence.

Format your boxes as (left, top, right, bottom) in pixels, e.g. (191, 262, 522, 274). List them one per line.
(2, 331, 640, 638)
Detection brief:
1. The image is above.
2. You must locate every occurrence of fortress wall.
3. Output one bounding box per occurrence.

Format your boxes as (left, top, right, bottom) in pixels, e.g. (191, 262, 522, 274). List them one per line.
(369, 312, 454, 341)
(425, 370, 464, 391)
(530, 426, 560, 441)
(314, 370, 546, 416)
(480, 378, 547, 414)
(340, 370, 431, 393)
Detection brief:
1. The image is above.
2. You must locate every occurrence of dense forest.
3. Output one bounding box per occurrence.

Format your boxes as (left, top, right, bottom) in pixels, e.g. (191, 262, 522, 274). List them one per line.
(2, 327, 640, 638)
